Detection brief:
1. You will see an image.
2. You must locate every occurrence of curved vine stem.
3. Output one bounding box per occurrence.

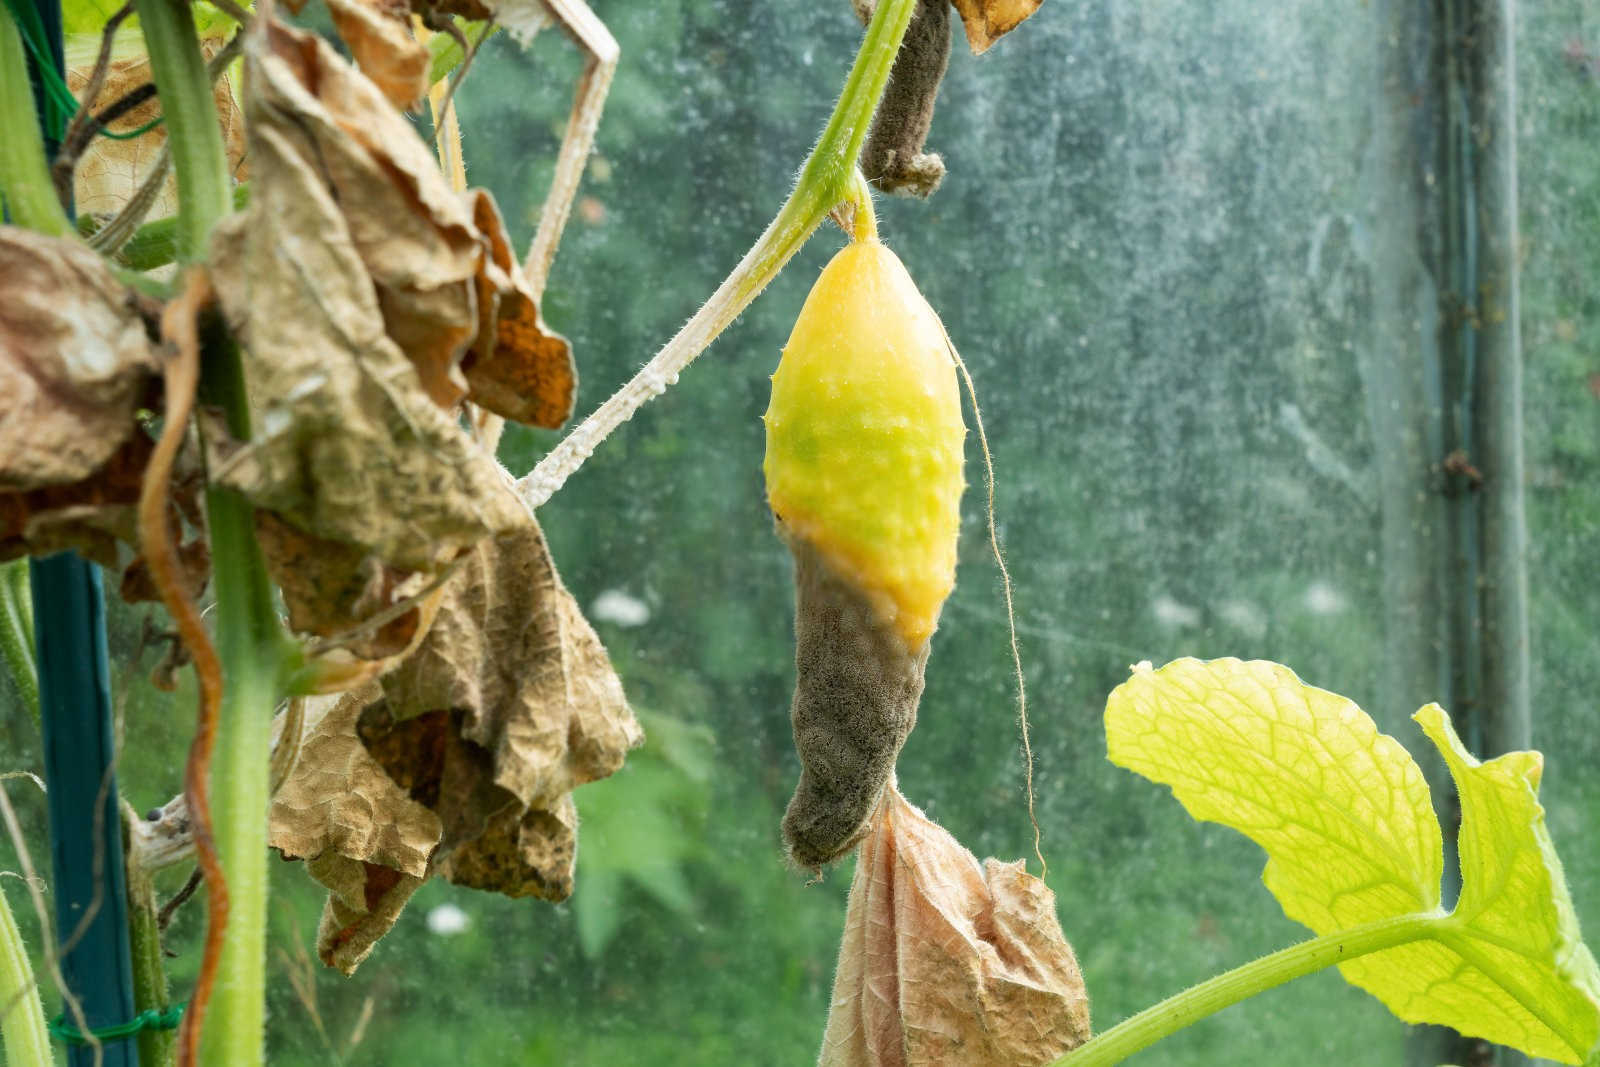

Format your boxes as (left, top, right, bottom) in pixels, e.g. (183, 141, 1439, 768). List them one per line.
(1053, 915, 1436, 1066)
(514, 0, 918, 510)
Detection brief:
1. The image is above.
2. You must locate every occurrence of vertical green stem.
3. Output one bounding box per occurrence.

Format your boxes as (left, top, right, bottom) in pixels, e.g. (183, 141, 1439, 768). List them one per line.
(0, 562, 38, 720)
(133, 0, 229, 259)
(195, 483, 283, 1067)
(1052, 915, 1436, 1067)
(124, 806, 175, 1067)
(516, 0, 917, 509)
(0, 878, 51, 1067)
(0, 1, 69, 236)
(134, 2, 287, 1063)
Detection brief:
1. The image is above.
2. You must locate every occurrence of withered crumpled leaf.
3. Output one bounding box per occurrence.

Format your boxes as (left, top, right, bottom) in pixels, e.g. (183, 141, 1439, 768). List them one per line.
(0, 229, 157, 490)
(268, 686, 442, 974)
(324, 0, 430, 111)
(207, 22, 527, 575)
(369, 517, 642, 891)
(236, 20, 574, 427)
(268, 517, 641, 973)
(819, 785, 1091, 1067)
(0, 229, 161, 564)
(949, 0, 1043, 54)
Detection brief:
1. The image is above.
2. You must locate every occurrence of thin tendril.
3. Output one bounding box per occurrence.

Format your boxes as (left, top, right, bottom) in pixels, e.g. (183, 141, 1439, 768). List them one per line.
(946, 335, 1045, 876)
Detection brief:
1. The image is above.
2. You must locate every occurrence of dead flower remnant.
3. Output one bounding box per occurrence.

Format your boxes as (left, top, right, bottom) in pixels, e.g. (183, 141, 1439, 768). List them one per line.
(950, 0, 1043, 53)
(819, 786, 1091, 1067)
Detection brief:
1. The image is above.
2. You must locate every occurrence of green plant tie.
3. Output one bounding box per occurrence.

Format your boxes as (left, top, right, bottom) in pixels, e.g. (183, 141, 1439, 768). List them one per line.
(48, 1003, 184, 1046)
(0, 0, 164, 141)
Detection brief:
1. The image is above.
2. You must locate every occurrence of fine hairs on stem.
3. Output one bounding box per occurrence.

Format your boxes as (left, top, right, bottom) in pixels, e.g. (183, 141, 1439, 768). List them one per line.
(514, 0, 921, 511)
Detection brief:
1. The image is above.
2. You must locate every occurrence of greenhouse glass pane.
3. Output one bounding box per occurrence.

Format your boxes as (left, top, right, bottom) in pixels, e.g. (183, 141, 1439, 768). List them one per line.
(2, 1, 1594, 1065)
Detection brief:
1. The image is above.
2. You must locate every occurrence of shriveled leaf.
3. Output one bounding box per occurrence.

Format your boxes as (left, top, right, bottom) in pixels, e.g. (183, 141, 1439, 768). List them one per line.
(1106, 658, 1600, 1063)
(950, 0, 1042, 54)
(246, 19, 481, 409)
(268, 686, 443, 975)
(254, 510, 427, 661)
(208, 68, 523, 573)
(0, 434, 148, 566)
(243, 20, 573, 426)
(820, 786, 1090, 1066)
(356, 518, 642, 898)
(461, 190, 575, 428)
(325, 0, 430, 111)
(374, 519, 642, 811)
(271, 519, 640, 971)
(0, 228, 157, 490)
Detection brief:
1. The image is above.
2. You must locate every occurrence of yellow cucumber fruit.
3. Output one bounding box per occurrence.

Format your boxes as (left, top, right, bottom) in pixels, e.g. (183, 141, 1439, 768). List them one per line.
(764, 236, 966, 870)
(762, 237, 966, 651)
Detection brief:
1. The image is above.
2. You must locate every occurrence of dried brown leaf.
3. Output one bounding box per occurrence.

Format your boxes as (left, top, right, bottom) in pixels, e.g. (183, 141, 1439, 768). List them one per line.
(269, 519, 640, 971)
(0, 432, 148, 566)
(238, 20, 572, 429)
(949, 0, 1043, 54)
(375, 519, 641, 813)
(244, 20, 482, 411)
(207, 33, 524, 573)
(461, 190, 576, 429)
(254, 510, 424, 661)
(819, 786, 1091, 1067)
(268, 687, 443, 974)
(326, 0, 431, 111)
(0, 228, 157, 491)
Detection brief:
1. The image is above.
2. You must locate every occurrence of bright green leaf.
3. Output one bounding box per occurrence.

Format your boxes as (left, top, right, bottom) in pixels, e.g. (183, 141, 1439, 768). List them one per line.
(1106, 657, 1442, 933)
(63, 0, 126, 38)
(1414, 704, 1600, 1061)
(1106, 658, 1600, 1063)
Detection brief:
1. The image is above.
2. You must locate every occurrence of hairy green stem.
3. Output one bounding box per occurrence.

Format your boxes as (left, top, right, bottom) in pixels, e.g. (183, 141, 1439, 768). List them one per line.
(1054, 915, 1436, 1067)
(135, 2, 288, 1063)
(0, 878, 50, 1067)
(0, 3, 70, 236)
(196, 483, 286, 1067)
(124, 805, 175, 1067)
(515, 0, 916, 509)
(0, 562, 38, 720)
(134, 0, 229, 261)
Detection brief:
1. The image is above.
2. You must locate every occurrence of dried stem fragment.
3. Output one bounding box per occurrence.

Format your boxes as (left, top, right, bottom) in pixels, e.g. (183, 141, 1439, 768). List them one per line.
(852, 0, 951, 197)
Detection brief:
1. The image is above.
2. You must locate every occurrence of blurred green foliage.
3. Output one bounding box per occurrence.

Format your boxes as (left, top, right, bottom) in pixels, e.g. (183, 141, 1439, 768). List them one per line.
(2, 0, 1597, 1064)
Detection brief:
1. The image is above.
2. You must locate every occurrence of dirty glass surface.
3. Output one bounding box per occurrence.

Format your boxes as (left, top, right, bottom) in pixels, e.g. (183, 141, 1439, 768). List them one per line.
(2, 1, 1596, 1064)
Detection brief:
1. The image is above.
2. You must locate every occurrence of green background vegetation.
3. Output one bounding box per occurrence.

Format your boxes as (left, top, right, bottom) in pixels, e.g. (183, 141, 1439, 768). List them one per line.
(3, 0, 1598, 1063)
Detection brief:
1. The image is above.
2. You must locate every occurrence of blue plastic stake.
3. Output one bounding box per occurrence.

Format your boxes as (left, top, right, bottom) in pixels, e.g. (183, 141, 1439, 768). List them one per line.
(22, 0, 141, 1061)
(31, 556, 139, 1067)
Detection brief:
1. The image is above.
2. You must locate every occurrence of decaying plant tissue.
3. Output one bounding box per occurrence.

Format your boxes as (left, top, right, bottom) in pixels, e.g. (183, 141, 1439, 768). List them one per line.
(204, 18, 577, 671)
(269, 520, 641, 973)
(0, 229, 160, 565)
(819, 786, 1091, 1067)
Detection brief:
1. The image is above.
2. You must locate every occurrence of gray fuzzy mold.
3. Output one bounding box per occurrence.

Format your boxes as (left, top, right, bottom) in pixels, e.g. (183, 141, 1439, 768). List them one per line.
(781, 537, 927, 871)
